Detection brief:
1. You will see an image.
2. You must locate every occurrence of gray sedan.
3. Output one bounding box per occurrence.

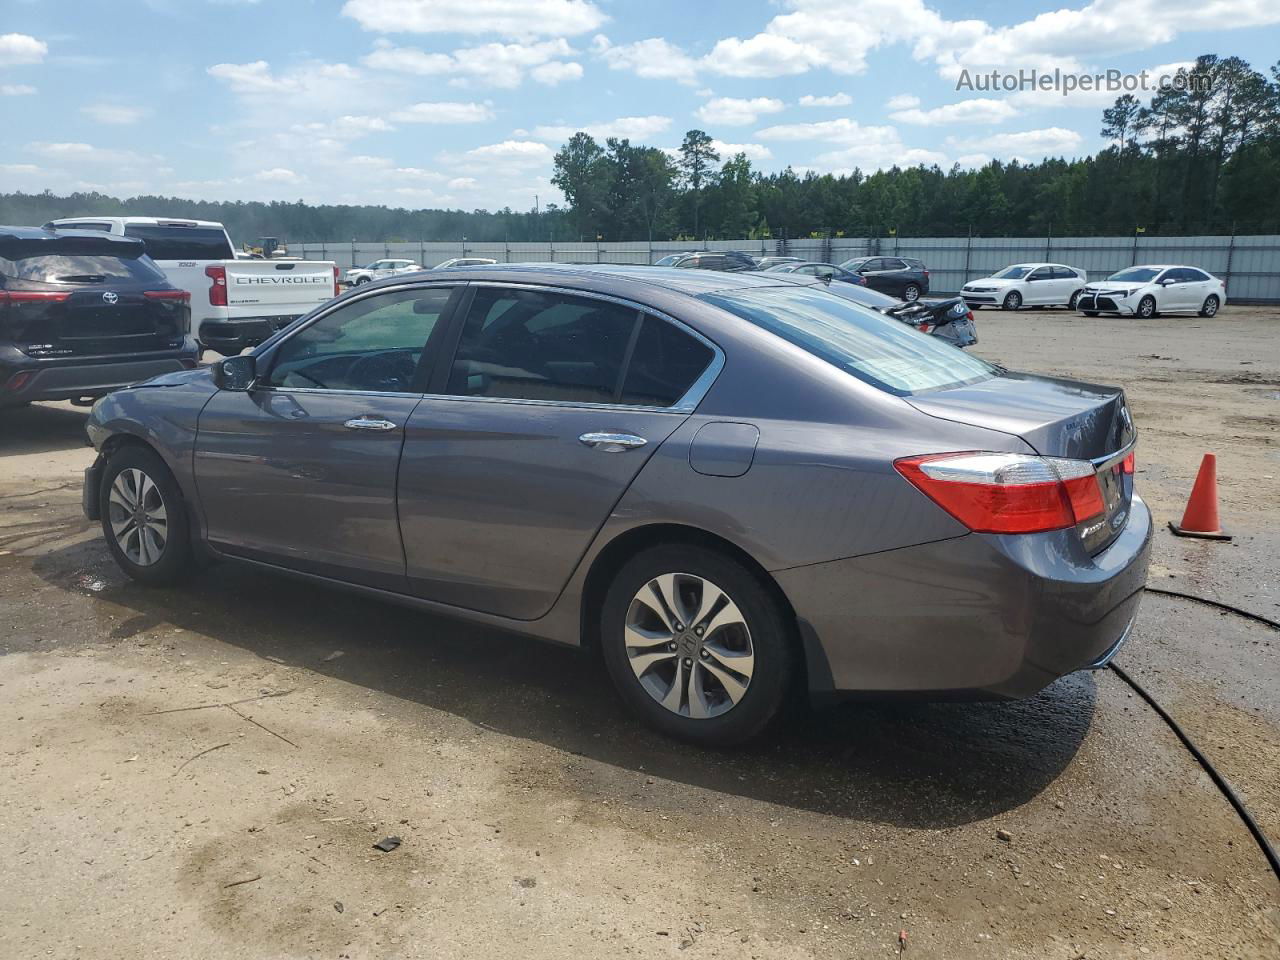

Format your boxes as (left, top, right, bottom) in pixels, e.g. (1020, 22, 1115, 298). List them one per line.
(83, 265, 1151, 745)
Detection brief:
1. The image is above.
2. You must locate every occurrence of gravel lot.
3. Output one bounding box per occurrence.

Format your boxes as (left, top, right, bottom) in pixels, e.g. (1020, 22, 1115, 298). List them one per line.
(1, 306, 1277, 959)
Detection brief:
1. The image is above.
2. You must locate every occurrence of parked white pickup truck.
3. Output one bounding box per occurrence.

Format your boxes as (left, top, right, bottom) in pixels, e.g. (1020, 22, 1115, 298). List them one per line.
(45, 217, 337, 355)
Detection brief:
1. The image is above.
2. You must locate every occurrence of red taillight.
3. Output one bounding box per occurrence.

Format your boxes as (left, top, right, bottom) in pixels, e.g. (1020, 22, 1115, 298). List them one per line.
(4, 371, 34, 392)
(144, 289, 190, 301)
(333, 265, 340, 297)
(205, 265, 227, 306)
(0, 291, 72, 303)
(1122, 452, 1135, 475)
(894, 452, 1105, 534)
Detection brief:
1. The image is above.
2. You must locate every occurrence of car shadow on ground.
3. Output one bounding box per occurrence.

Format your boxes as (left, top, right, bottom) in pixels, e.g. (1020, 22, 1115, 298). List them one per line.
(32, 536, 1096, 830)
(0, 403, 90, 456)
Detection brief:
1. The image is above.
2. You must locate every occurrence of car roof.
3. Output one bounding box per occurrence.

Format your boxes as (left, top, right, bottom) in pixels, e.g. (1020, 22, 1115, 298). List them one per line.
(47, 216, 226, 229)
(1, 224, 147, 252)
(362, 261, 816, 297)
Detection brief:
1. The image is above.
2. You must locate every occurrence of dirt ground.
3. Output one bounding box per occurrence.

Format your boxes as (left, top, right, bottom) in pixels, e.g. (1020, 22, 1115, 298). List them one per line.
(1, 306, 1277, 959)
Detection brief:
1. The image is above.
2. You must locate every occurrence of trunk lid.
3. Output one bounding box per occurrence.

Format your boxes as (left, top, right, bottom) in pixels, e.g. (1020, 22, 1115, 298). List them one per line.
(6, 288, 188, 357)
(907, 371, 1136, 552)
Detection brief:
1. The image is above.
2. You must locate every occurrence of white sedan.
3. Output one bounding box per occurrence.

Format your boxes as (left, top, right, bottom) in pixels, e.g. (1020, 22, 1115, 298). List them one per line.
(344, 258, 422, 285)
(961, 263, 1088, 310)
(433, 257, 497, 269)
(1077, 265, 1226, 318)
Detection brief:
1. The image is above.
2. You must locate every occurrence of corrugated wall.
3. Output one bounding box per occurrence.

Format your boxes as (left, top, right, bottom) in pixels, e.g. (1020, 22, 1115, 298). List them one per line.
(293, 235, 1280, 302)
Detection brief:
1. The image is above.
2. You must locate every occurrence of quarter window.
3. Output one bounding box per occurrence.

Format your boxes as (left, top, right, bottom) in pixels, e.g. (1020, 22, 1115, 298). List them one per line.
(620, 316, 714, 407)
(267, 286, 454, 393)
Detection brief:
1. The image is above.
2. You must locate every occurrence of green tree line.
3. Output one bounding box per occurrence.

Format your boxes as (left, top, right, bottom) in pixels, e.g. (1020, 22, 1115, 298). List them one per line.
(3, 54, 1278, 243)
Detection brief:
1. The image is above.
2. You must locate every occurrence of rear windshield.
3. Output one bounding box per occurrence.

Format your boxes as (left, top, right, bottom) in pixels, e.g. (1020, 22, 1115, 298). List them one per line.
(122, 225, 234, 261)
(1, 253, 167, 284)
(702, 285, 995, 396)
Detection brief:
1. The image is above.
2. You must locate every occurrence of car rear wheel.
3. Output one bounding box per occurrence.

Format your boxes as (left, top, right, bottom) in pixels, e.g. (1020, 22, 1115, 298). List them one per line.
(355, 276, 370, 285)
(1199, 295, 1220, 317)
(902, 283, 921, 302)
(1002, 290, 1022, 310)
(1082, 311, 1100, 317)
(1137, 295, 1157, 318)
(100, 446, 192, 585)
(1068, 289, 1083, 310)
(600, 544, 794, 746)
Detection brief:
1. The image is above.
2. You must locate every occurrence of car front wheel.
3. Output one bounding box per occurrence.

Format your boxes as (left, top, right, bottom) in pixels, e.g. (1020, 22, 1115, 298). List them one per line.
(100, 445, 192, 585)
(1002, 290, 1022, 310)
(600, 544, 794, 746)
(1137, 295, 1157, 318)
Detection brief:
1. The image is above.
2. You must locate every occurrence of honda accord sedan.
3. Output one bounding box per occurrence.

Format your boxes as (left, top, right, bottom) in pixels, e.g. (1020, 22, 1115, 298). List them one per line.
(83, 265, 1151, 744)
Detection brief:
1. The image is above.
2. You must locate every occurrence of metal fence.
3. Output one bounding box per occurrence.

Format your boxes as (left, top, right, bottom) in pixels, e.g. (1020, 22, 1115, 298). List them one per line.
(293, 234, 1280, 303)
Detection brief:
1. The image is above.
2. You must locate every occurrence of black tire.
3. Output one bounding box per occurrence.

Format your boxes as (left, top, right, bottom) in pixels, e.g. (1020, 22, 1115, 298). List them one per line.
(600, 544, 795, 746)
(1136, 295, 1157, 318)
(1082, 310, 1100, 317)
(902, 283, 921, 302)
(99, 445, 193, 586)
(1002, 290, 1022, 310)
(1068, 289, 1083, 310)
(355, 276, 371, 285)
(1199, 295, 1220, 317)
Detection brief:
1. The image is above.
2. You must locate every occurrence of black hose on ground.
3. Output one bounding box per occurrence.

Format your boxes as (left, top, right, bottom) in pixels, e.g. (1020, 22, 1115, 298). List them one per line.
(1145, 586, 1280, 631)
(1108, 661, 1280, 885)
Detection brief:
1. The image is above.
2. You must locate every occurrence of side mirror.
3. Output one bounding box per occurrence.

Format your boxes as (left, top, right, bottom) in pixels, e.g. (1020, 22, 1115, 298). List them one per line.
(212, 354, 257, 391)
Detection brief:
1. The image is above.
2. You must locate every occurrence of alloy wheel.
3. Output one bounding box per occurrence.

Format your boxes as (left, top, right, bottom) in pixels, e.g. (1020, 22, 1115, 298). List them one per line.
(624, 573, 754, 720)
(108, 468, 168, 566)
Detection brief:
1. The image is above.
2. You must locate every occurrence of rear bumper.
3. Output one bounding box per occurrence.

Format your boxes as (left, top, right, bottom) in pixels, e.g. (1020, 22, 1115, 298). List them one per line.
(776, 493, 1153, 699)
(0, 342, 200, 407)
(198, 316, 301, 355)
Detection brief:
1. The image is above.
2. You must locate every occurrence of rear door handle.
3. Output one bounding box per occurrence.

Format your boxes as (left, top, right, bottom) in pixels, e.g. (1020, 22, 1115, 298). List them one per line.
(344, 417, 398, 431)
(579, 432, 648, 452)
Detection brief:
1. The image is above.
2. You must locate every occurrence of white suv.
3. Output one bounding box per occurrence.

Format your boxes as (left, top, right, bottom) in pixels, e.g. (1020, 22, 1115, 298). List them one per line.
(344, 259, 422, 285)
(961, 263, 1087, 311)
(1078, 265, 1227, 318)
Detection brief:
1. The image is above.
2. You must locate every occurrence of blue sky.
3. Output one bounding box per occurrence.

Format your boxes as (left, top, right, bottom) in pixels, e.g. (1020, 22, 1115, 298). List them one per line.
(2, 0, 1278, 211)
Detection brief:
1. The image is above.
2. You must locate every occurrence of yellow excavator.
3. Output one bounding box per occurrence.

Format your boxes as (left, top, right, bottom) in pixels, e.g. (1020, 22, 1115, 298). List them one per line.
(240, 237, 290, 259)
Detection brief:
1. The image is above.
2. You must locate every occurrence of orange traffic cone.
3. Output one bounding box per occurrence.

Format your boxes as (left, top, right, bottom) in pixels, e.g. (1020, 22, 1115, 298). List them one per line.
(1169, 453, 1231, 541)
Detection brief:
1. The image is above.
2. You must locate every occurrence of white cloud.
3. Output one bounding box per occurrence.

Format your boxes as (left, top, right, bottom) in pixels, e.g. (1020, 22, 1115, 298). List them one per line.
(448, 177, 479, 190)
(254, 167, 303, 184)
(0, 33, 47, 66)
(530, 115, 671, 142)
(341, 0, 606, 38)
(362, 38, 575, 89)
(463, 140, 556, 166)
(891, 98, 1018, 125)
(709, 140, 773, 163)
(886, 94, 920, 110)
(208, 60, 364, 106)
(388, 102, 495, 124)
(799, 93, 852, 107)
(530, 61, 583, 85)
(756, 118, 895, 144)
(946, 127, 1083, 160)
(695, 97, 785, 127)
(81, 103, 151, 125)
(1, 84, 36, 96)
(595, 37, 700, 85)
(703, 34, 822, 78)
(292, 115, 395, 138)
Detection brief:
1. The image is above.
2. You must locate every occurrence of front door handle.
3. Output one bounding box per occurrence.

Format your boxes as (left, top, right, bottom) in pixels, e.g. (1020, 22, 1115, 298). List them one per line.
(579, 432, 648, 452)
(344, 417, 398, 431)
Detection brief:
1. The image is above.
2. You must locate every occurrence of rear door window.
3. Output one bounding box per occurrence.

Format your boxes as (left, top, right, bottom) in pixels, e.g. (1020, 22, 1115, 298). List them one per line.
(703, 285, 995, 396)
(619, 317, 714, 407)
(122, 225, 234, 261)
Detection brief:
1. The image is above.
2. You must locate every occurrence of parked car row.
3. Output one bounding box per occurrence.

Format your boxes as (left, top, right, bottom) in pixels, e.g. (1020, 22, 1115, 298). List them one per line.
(959, 261, 1226, 317)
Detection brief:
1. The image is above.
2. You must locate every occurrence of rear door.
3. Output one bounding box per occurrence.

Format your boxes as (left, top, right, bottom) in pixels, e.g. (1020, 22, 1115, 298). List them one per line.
(397, 284, 719, 619)
(193, 284, 460, 589)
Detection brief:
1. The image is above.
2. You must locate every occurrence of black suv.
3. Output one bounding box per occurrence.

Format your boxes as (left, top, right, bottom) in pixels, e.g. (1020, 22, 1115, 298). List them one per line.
(838, 256, 930, 301)
(661, 251, 757, 272)
(1, 226, 199, 408)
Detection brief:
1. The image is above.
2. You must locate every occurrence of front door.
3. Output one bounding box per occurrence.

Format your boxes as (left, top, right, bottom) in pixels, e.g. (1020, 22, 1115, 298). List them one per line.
(193, 284, 460, 589)
(397, 284, 718, 620)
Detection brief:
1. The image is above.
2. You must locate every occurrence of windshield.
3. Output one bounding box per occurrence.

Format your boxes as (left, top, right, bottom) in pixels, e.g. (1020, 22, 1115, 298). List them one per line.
(1108, 267, 1161, 283)
(702, 285, 995, 396)
(654, 255, 682, 266)
(994, 265, 1032, 279)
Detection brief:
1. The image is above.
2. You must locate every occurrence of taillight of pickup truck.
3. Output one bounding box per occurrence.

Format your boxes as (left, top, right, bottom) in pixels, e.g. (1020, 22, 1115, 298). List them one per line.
(205, 265, 227, 306)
